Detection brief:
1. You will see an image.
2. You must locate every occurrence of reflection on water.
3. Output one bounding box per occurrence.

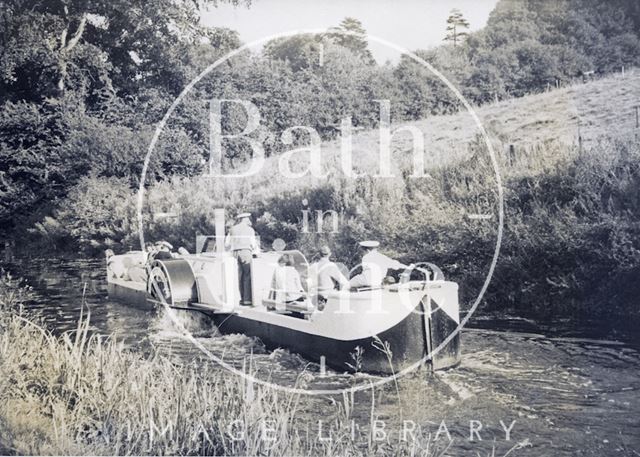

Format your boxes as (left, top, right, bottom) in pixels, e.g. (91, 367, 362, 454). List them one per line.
(6, 258, 153, 345)
(4, 258, 640, 456)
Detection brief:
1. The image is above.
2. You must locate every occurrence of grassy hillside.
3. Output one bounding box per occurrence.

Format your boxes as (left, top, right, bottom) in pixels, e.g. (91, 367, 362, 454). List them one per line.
(451, 69, 635, 145)
(293, 68, 640, 174)
(162, 68, 640, 196)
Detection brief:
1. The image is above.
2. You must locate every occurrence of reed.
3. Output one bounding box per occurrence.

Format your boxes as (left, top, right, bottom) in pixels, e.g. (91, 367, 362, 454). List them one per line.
(0, 276, 461, 456)
(0, 309, 534, 456)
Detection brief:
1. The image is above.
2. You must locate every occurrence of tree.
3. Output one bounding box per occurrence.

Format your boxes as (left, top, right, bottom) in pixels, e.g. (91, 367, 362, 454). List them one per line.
(0, 0, 241, 235)
(264, 34, 324, 71)
(443, 8, 470, 47)
(326, 17, 374, 63)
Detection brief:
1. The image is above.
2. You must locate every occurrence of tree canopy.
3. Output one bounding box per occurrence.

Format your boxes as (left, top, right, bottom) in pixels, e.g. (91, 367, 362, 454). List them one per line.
(443, 8, 470, 47)
(2, 0, 640, 245)
(0, 0, 242, 231)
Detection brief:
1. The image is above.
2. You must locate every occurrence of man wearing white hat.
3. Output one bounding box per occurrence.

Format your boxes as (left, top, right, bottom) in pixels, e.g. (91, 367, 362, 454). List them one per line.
(153, 241, 174, 260)
(226, 212, 259, 305)
(349, 240, 407, 289)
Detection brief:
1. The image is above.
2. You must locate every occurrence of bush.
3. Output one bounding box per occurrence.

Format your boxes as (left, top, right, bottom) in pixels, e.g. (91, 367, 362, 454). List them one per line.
(32, 176, 138, 254)
(43, 132, 640, 328)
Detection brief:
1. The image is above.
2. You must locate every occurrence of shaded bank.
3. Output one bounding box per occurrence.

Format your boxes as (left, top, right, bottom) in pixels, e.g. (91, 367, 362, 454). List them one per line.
(24, 134, 640, 335)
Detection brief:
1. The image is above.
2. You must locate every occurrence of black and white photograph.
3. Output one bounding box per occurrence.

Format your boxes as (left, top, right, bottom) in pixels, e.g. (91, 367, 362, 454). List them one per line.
(0, 0, 639, 455)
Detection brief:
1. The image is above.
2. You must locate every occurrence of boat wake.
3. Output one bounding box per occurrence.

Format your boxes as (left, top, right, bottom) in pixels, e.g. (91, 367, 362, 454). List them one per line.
(152, 306, 217, 338)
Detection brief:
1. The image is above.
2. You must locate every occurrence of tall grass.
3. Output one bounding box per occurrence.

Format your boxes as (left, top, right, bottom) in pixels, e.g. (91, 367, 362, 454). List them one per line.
(1, 275, 468, 456)
(0, 311, 534, 456)
(0, 271, 538, 456)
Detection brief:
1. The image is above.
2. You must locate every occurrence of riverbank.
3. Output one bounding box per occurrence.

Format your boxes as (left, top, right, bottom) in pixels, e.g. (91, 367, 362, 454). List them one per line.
(0, 273, 378, 455)
(19, 132, 640, 336)
(10, 72, 640, 334)
(0, 272, 496, 456)
(2, 267, 639, 456)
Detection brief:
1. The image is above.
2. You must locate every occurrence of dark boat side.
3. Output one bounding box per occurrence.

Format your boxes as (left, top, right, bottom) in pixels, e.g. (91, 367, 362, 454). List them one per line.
(211, 296, 460, 374)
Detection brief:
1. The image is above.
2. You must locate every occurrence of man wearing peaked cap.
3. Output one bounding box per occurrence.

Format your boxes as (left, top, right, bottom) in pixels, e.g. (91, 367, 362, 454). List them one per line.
(225, 211, 259, 305)
(350, 240, 407, 289)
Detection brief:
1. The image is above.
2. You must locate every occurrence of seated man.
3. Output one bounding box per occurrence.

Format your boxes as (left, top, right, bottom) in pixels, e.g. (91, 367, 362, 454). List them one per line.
(105, 249, 126, 279)
(126, 255, 148, 283)
(271, 253, 306, 304)
(309, 246, 349, 299)
(349, 240, 407, 289)
(153, 241, 173, 260)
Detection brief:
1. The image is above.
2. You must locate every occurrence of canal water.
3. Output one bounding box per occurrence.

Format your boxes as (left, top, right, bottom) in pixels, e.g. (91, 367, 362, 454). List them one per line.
(4, 258, 640, 456)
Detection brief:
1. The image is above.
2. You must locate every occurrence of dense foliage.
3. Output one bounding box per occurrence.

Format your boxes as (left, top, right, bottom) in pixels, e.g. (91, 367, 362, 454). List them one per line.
(2, 0, 639, 236)
(1, 0, 640, 328)
(34, 136, 640, 329)
(0, 0, 243, 232)
(397, 0, 640, 110)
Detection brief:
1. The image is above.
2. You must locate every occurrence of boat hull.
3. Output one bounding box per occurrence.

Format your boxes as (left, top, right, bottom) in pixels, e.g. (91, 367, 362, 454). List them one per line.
(211, 300, 460, 374)
(107, 253, 462, 373)
(107, 279, 152, 310)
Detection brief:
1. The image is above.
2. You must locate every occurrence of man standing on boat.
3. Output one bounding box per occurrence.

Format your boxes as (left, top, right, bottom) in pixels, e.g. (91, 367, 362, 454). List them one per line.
(226, 212, 259, 306)
(349, 240, 407, 289)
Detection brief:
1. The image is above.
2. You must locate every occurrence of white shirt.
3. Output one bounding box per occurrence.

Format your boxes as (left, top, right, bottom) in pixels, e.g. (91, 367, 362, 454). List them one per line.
(350, 249, 406, 288)
(272, 265, 304, 302)
(225, 222, 258, 251)
(310, 258, 350, 294)
(363, 250, 405, 271)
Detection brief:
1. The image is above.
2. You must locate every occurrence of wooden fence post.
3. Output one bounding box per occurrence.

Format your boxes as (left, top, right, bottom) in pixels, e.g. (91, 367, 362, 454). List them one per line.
(578, 131, 583, 153)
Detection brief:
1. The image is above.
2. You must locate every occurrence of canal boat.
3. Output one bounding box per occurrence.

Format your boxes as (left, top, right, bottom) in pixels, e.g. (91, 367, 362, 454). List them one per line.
(106, 211, 461, 373)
